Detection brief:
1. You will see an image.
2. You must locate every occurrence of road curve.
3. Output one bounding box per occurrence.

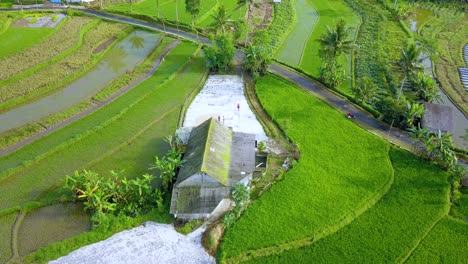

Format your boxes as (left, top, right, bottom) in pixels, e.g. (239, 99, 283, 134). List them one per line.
(1, 7, 464, 164)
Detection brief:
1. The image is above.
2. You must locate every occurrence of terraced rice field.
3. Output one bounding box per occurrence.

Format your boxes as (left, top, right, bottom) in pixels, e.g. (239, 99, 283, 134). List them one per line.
(276, 0, 360, 94)
(0, 16, 91, 82)
(0, 39, 207, 260)
(219, 74, 393, 260)
(301, 0, 360, 93)
(0, 27, 54, 58)
(275, 0, 318, 66)
(0, 20, 128, 112)
(218, 74, 463, 263)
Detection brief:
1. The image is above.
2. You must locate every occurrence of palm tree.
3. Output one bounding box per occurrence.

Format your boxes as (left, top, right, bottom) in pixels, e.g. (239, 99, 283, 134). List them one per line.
(414, 71, 439, 103)
(397, 43, 423, 98)
(317, 19, 356, 88)
(352, 77, 380, 104)
(404, 102, 424, 128)
(210, 5, 232, 36)
(408, 125, 429, 155)
(130, 32, 144, 49)
(425, 130, 456, 168)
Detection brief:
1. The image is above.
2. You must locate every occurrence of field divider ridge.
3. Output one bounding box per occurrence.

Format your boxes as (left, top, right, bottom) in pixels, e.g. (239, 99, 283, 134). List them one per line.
(396, 183, 452, 264)
(0, 21, 131, 114)
(83, 107, 179, 171)
(0, 40, 183, 181)
(0, 17, 96, 89)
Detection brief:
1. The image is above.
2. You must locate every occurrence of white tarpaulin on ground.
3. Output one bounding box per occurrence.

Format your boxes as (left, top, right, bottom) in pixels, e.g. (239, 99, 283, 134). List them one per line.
(183, 75, 268, 142)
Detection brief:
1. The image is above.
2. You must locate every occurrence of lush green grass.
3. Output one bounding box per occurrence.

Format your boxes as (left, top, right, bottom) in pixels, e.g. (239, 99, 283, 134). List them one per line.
(198, 0, 247, 28)
(0, 42, 200, 211)
(407, 216, 468, 263)
(106, 0, 244, 29)
(299, 0, 360, 94)
(0, 26, 53, 59)
(219, 74, 393, 259)
(0, 213, 16, 263)
(0, 21, 128, 111)
(276, 0, 318, 66)
(0, 16, 93, 82)
(246, 148, 450, 263)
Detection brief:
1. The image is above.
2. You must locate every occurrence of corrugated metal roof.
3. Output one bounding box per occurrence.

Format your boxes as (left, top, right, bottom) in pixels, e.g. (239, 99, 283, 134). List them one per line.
(176, 118, 232, 186)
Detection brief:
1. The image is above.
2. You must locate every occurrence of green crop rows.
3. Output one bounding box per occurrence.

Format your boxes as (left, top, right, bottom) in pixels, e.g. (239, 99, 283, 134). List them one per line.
(344, 0, 407, 92)
(0, 16, 87, 82)
(276, 0, 318, 66)
(0, 27, 53, 59)
(246, 148, 450, 263)
(299, 0, 360, 94)
(407, 217, 468, 263)
(219, 74, 393, 260)
(106, 0, 244, 29)
(0, 20, 128, 112)
(0, 42, 201, 211)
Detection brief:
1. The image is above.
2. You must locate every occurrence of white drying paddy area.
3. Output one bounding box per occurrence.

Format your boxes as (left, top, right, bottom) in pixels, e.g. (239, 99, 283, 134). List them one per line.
(50, 222, 215, 264)
(183, 75, 268, 142)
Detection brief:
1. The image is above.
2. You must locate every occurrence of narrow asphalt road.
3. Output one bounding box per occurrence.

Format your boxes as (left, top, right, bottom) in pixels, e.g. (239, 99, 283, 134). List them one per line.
(1, 7, 464, 164)
(268, 63, 414, 146)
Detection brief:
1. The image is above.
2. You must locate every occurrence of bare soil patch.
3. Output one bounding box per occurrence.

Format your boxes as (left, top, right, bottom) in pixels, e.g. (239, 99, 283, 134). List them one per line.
(93, 37, 116, 54)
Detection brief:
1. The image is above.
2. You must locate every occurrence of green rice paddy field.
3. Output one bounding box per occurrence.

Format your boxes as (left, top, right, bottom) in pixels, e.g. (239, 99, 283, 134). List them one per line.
(218, 75, 466, 263)
(219, 74, 394, 260)
(107, 0, 246, 29)
(0, 42, 203, 211)
(0, 27, 54, 58)
(0, 39, 208, 261)
(276, 0, 360, 94)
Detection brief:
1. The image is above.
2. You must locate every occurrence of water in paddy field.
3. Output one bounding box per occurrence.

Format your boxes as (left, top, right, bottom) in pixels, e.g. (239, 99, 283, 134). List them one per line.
(0, 30, 161, 134)
(17, 203, 90, 257)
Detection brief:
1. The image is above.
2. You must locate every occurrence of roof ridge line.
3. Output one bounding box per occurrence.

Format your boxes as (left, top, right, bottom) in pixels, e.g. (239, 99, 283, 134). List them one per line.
(200, 118, 215, 173)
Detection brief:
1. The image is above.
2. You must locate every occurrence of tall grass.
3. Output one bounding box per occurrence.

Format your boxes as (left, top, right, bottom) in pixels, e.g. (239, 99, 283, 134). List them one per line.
(0, 43, 200, 212)
(247, 148, 450, 263)
(219, 74, 393, 259)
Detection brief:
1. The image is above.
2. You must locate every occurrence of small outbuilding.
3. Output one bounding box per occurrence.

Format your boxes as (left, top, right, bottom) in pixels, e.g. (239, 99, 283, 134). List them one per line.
(422, 103, 454, 134)
(170, 118, 256, 219)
